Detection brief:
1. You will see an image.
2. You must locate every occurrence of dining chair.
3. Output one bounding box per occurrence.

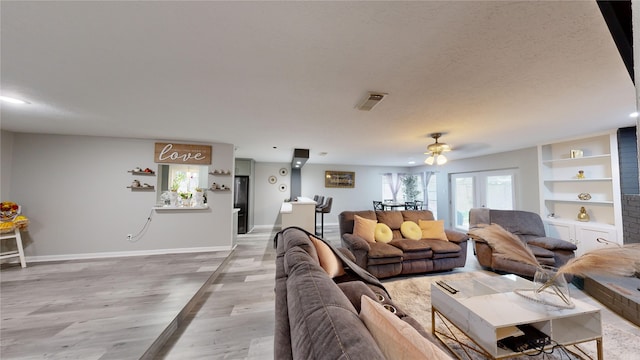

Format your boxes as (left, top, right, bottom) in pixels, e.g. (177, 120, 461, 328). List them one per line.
(373, 201, 384, 211)
(414, 200, 424, 210)
(404, 201, 416, 210)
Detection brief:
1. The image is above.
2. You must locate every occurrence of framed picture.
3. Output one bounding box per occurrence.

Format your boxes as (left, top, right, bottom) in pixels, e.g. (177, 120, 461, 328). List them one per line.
(325, 171, 355, 188)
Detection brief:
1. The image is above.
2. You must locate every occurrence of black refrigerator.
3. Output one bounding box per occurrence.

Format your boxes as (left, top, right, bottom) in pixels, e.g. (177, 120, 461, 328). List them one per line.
(234, 176, 249, 234)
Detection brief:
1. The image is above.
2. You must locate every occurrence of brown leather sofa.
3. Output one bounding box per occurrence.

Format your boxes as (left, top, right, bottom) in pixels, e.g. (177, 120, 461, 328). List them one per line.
(468, 208, 577, 278)
(338, 210, 468, 279)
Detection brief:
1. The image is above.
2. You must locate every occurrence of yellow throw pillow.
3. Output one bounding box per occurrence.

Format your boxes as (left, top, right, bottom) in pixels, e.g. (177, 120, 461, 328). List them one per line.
(354, 215, 377, 243)
(374, 223, 393, 243)
(400, 221, 422, 240)
(359, 295, 453, 360)
(418, 219, 448, 241)
(310, 236, 346, 278)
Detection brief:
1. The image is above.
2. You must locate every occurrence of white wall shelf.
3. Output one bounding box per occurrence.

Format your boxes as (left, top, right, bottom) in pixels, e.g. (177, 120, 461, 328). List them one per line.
(538, 132, 622, 255)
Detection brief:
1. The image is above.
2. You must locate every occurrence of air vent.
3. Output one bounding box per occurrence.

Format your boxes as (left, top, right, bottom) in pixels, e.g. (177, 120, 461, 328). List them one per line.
(357, 92, 387, 111)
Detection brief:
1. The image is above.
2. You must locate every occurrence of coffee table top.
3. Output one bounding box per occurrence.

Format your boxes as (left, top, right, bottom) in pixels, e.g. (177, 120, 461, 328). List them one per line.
(433, 274, 600, 327)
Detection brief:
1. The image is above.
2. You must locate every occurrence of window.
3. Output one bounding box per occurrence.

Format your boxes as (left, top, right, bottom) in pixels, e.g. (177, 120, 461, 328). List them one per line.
(381, 172, 437, 216)
(451, 169, 516, 231)
(157, 164, 209, 202)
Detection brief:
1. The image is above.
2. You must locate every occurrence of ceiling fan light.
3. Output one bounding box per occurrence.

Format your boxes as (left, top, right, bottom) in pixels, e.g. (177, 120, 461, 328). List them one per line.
(424, 155, 435, 165)
(436, 154, 448, 165)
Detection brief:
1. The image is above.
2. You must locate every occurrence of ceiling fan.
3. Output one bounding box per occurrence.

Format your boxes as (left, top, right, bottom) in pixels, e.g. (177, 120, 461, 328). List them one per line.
(424, 133, 451, 165)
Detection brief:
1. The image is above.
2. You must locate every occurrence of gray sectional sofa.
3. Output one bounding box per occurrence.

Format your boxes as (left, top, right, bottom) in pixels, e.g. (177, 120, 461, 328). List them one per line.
(274, 226, 449, 359)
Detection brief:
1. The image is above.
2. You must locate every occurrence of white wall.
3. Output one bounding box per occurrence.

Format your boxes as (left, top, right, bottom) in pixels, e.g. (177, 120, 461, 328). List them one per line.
(6, 132, 234, 259)
(413, 147, 540, 227)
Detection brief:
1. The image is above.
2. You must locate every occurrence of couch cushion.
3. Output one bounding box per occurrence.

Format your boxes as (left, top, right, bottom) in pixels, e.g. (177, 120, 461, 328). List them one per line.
(359, 296, 453, 360)
(310, 236, 345, 278)
(400, 221, 422, 240)
(527, 237, 577, 251)
(528, 244, 555, 258)
(374, 223, 393, 243)
(490, 209, 546, 237)
(376, 211, 404, 230)
(354, 214, 378, 243)
(368, 242, 404, 259)
(337, 281, 378, 313)
(418, 219, 448, 241)
(422, 239, 461, 254)
(389, 239, 432, 252)
(285, 248, 385, 360)
(401, 210, 435, 223)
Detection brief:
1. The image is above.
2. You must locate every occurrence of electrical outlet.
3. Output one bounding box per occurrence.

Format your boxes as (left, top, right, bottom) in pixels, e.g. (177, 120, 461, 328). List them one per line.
(126, 234, 132, 241)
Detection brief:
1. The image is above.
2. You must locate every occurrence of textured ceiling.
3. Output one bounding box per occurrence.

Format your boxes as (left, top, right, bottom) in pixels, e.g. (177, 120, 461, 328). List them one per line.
(0, 1, 636, 166)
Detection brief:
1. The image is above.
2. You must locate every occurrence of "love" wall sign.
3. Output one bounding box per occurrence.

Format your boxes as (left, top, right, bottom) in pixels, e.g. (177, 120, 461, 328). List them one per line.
(154, 143, 212, 164)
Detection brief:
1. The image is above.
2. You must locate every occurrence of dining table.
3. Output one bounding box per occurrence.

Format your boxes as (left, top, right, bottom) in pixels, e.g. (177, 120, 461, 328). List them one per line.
(382, 201, 405, 211)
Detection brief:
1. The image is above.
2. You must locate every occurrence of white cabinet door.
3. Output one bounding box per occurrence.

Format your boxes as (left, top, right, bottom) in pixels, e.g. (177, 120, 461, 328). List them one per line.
(575, 226, 617, 256)
(545, 220, 575, 242)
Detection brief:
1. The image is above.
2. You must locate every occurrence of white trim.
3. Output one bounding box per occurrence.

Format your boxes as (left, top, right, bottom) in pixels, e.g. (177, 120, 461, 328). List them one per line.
(25, 246, 233, 263)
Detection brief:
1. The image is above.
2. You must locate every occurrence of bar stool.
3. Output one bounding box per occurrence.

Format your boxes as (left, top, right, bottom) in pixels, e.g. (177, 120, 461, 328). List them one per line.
(0, 228, 26, 268)
(315, 197, 332, 237)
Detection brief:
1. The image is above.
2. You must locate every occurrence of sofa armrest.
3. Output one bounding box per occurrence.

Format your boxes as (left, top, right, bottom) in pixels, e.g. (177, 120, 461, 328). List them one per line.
(527, 236, 577, 251)
(445, 229, 469, 244)
(341, 233, 371, 269)
(337, 247, 357, 263)
(342, 233, 372, 252)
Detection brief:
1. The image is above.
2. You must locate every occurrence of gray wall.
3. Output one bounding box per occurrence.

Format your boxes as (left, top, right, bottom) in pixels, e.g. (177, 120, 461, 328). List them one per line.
(4, 131, 235, 259)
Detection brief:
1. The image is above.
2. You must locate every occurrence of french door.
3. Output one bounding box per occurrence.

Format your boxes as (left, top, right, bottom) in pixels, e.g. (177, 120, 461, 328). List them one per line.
(451, 169, 517, 231)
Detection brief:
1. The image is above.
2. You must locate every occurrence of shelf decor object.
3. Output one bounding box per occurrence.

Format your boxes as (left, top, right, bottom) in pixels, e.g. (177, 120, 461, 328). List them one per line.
(576, 170, 585, 179)
(577, 207, 590, 222)
(577, 193, 591, 201)
(570, 149, 583, 158)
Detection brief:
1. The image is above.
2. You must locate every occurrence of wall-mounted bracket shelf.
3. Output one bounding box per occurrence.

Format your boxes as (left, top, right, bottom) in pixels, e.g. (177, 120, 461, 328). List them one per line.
(127, 186, 155, 191)
(128, 170, 155, 176)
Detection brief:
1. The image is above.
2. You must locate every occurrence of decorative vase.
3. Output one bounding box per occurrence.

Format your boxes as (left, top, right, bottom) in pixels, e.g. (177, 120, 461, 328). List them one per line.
(193, 191, 204, 206)
(533, 265, 574, 309)
(169, 191, 178, 206)
(577, 207, 590, 222)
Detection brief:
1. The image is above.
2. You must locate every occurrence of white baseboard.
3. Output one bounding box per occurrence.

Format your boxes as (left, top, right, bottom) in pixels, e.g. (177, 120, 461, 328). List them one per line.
(26, 246, 234, 263)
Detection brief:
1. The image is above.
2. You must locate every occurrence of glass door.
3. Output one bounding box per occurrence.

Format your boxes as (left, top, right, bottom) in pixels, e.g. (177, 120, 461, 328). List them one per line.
(451, 169, 516, 231)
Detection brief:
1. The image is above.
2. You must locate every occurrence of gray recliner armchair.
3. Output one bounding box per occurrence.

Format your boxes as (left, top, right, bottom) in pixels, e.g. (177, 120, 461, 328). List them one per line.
(468, 208, 577, 278)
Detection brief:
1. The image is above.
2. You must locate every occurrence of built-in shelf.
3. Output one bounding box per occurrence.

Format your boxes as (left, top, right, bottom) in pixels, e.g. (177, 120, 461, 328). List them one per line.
(544, 198, 614, 205)
(541, 154, 611, 164)
(538, 132, 622, 254)
(127, 186, 155, 191)
(543, 178, 612, 183)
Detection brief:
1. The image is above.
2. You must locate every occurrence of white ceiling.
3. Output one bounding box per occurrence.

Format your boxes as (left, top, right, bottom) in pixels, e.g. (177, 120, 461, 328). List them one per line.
(1, 1, 636, 167)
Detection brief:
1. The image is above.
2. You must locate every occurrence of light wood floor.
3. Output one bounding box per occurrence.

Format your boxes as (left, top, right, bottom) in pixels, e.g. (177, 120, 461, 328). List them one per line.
(2, 225, 639, 359)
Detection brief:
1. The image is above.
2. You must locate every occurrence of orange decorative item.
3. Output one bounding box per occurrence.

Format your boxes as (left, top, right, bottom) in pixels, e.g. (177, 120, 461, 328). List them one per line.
(0, 201, 29, 233)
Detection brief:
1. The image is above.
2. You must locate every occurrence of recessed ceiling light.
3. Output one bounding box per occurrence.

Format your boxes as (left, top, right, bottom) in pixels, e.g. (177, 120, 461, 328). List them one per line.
(408, 161, 416, 165)
(0, 96, 29, 104)
(630, 112, 638, 118)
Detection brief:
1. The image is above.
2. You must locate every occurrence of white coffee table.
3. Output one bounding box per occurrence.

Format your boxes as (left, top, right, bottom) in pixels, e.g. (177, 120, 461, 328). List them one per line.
(431, 274, 602, 359)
